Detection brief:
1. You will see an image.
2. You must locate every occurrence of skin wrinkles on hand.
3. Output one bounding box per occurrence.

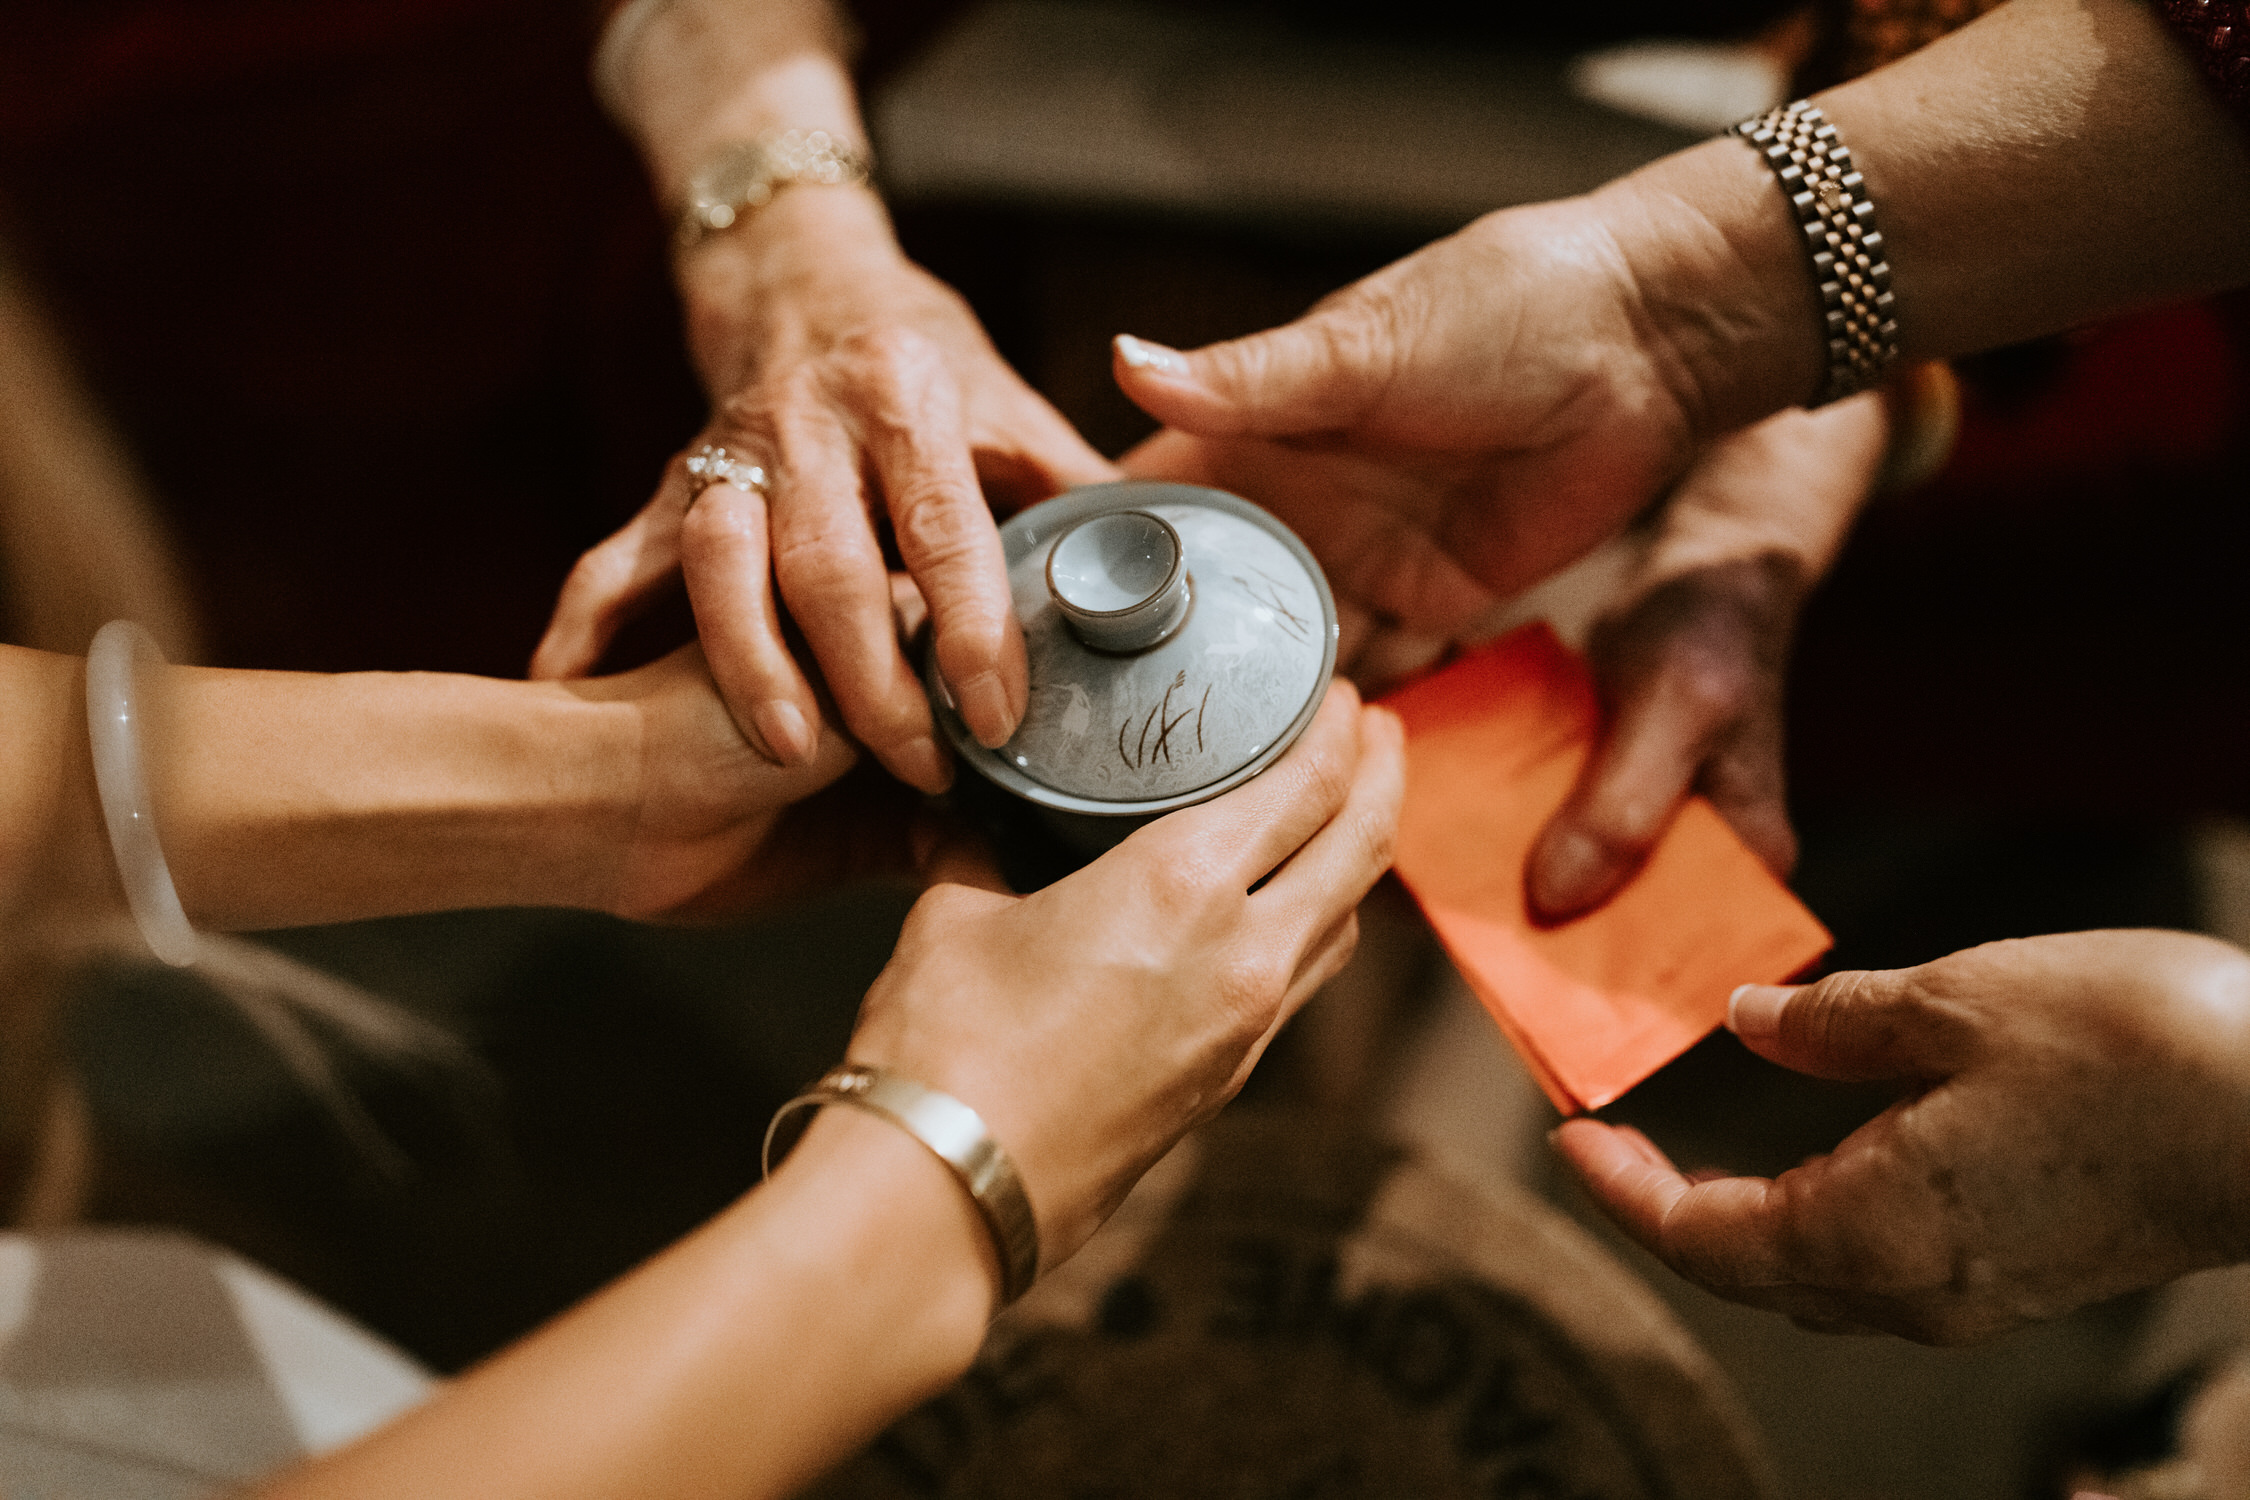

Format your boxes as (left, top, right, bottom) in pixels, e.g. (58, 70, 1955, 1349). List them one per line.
(1561, 932, 2250, 1344)
(539, 0, 1113, 791)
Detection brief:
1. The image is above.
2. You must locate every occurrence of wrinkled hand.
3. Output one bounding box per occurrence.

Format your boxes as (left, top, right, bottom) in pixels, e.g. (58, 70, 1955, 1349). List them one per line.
(1125, 394, 1886, 920)
(846, 682, 1405, 1266)
(567, 642, 916, 924)
(1526, 396, 1884, 918)
(535, 188, 1112, 794)
(1555, 930, 2250, 1344)
(1112, 196, 1714, 617)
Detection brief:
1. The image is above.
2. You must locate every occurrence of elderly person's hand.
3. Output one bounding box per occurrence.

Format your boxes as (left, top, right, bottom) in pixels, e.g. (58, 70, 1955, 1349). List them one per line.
(1525, 397, 1882, 917)
(1114, 0, 2250, 674)
(1109, 186, 1801, 617)
(850, 680, 1404, 1263)
(532, 0, 1110, 796)
(1125, 393, 1885, 920)
(1554, 930, 2250, 1344)
(535, 187, 1109, 794)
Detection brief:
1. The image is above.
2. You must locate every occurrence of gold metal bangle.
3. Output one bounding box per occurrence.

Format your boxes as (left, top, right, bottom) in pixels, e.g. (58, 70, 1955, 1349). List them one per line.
(763, 1063, 1041, 1305)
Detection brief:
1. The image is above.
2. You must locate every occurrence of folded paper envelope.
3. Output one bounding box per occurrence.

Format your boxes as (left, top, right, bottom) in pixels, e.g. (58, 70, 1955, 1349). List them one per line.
(1382, 624, 1831, 1114)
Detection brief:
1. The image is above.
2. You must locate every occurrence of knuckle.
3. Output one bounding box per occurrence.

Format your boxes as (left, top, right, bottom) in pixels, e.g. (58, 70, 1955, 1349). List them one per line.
(680, 492, 762, 552)
(1144, 847, 1223, 920)
(770, 512, 872, 588)
(1793, 969, 1881, 1053)
(2162, 936, 2250, 1032)
(1567, 796, 1661, 862)
(1315, 295, 1398, 377)
(1327, 910, 1363, 973)
(563, 545, 637, 616)
(1211, 951, 1285, 1034)
(1767, 1168, 1853, 1276)
(1283, 737, 1356, 820)
(715, 372, 804, 432)
(1239, 297, 1400, 416)
(563, 545, 621, 596)
(1354, 806, 1397, 880)
(888, 477, 988, 571)
(1661, 637, 1758, 724)
(847, 695, 935, 761)
(841, 324, 949, 394)
(895, 892, 953, 947)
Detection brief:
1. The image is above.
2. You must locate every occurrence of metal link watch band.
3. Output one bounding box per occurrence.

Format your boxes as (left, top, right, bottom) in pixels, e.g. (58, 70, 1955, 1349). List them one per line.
(1733, 100, 1900, 405)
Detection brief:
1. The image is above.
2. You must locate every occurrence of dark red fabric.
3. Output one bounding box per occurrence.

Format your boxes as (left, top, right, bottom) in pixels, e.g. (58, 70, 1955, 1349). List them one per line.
(0, 1, 527, 148)
(2156, 0, 2250, 130)
(0, 0, 702, 676)
(1778, 0, 2250, 819)
(1788, 293, 2250, 818)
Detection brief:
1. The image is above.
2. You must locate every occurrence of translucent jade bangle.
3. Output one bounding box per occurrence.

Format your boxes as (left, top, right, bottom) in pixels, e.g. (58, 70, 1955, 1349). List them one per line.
(86, 620, 197, 967)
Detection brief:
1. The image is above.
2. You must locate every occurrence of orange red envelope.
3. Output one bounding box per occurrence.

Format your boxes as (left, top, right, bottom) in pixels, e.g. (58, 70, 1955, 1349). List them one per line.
(1382, 624, 1831, 1114)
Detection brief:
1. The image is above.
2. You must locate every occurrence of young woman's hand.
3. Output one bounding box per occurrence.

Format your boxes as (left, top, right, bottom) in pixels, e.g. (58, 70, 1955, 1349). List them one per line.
(845, 681, 1406, 1265)
(567, 641, 916, 924)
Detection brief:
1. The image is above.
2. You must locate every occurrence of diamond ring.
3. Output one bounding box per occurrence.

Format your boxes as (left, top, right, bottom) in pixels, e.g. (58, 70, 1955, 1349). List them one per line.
(683, 444, 769, 503)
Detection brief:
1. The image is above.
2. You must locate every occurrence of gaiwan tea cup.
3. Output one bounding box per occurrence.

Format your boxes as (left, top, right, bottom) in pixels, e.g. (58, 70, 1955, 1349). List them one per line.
(926, 480, 1339, 872)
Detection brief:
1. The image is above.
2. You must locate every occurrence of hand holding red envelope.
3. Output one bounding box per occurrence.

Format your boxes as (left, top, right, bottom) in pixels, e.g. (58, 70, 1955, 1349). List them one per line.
(1383, 625, 1831, 1114)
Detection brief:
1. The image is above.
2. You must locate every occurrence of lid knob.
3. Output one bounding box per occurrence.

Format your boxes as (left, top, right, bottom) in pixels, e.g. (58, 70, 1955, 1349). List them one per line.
(1045, 510, 1193, 652)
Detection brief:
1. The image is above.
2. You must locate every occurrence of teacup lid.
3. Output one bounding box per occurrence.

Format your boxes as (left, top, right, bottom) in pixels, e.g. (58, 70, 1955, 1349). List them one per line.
(928, 480, 1339, 816)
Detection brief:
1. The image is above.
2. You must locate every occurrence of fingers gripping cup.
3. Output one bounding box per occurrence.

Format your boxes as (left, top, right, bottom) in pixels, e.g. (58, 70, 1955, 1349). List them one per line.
(927, 481, 1339, 871)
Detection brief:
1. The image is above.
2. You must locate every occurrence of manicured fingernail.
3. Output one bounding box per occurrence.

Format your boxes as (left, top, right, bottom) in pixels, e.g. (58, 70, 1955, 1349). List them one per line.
(751, 700, 814, 768)
(1115, 333, 1188, 375)
(951, 670, 1017, 750)
(1728, 984, 1796, 1041)
(1529, 830, 1615, 919)
(896, 733, 954, 794)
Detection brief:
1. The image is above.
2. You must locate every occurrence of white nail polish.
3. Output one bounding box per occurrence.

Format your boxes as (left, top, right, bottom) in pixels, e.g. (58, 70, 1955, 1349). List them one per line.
(1116, 334, 1186, 375)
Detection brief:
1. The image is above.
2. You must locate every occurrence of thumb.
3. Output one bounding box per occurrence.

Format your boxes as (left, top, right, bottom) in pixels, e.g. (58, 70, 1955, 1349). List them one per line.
(1727, 969, 1975, 1082)
(1112, 308, 1390, 440)
(1117, 427, 1217, 484)
(910, 810, 1015, 896)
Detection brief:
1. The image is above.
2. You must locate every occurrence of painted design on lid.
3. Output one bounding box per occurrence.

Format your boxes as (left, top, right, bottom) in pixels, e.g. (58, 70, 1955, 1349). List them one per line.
(926, 482, 1338, 815)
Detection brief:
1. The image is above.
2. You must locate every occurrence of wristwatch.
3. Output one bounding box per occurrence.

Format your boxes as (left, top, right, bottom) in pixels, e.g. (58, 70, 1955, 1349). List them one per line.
(674, 129, 873, 251)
